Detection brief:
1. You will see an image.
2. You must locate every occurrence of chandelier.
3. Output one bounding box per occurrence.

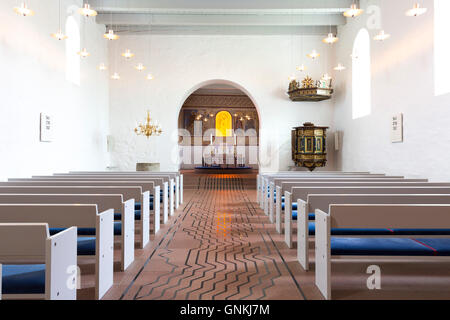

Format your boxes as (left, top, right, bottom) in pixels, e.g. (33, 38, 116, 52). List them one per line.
(134, 111, 162, 138)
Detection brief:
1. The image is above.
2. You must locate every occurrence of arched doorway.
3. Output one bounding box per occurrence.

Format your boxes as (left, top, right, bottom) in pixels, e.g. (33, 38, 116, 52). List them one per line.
(177, 82, 260, 172)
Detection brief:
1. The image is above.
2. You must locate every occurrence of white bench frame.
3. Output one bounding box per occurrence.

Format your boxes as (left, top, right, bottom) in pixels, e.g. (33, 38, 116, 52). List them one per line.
(0, 223, 77, 300)
(273, 178, 427, 233)
(315, 204, 450, 300)
(299, 194, 450, 271)
(0, 194, 135, 271)
(0, 204, 114, 300)
(286, 186, 450, 266)
(1, 182, 156, 242)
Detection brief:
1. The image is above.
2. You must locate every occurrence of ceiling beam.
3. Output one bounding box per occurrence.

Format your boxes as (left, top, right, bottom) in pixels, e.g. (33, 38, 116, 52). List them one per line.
(89, 0, 355, 12)
(110, 25, 337, 36)
(96, 13, 346, 27)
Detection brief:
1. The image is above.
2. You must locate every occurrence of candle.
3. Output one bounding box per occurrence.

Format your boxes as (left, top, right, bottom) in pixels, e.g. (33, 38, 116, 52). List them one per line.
(234, 134, 237, 145)
(210, 134, 213, 144)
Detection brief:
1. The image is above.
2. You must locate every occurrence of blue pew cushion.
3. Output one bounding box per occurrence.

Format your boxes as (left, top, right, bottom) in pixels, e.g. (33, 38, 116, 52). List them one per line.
(2, 264, 46, 294)
(282, 202, 298, 210)
(115, 210, 142, 221)
(77, 237, 96, 255)
(330, 238, 450, 256)
(291, 211, 315, 221)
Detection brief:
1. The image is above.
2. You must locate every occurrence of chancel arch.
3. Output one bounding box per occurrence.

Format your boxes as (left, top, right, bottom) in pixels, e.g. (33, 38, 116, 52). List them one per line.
(178, 82, 260, 171)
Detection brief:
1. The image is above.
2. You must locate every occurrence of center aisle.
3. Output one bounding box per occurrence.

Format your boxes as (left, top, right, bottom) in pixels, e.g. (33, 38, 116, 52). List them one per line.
(110, 173, 310, 300)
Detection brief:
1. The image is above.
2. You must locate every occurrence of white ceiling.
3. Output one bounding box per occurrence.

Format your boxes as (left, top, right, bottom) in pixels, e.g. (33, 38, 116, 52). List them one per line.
(90, 0, 356, 35)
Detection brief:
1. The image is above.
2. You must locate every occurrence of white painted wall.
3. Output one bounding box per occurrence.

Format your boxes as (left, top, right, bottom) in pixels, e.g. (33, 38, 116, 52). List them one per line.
(0, 0, 109, 180)
(333, 0, 450, 181)
(108, 34, 337, 172)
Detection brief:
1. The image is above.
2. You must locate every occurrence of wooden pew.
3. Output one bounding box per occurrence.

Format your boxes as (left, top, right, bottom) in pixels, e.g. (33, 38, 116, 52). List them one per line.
(273, 178, 428, 232)
(0, 194, 134, 271)
(264, 174, 400, 220)
(0, 204, 114, 300)
(285, 186, 450, 250)
(14, 177, 165, 228)
(315, 204, 450, 300)
(299, 194, 450, 270)
(262, 174, 391, 215)
(257, 172, 372, 206)
(1, 181, 158, 240)
(63, 171, 183, 208)
(0, 186, 149, 254)
(0, 223, 77, 300)
(50, 175, 173, 218)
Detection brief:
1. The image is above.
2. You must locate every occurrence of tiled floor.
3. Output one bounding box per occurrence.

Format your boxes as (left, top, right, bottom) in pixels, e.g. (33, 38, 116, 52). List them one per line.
(96, 172, 450, 300)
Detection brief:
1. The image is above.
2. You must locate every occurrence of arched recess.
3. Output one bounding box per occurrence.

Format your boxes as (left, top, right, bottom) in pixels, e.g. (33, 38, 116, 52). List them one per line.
(352, 28, 371, 119)
(177, 79, 261, 170)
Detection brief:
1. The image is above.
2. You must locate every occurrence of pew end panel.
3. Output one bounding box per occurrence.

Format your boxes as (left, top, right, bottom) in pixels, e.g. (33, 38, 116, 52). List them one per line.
(46, 226, 78, 300)
(284, 191, 292, 248)
(315, 209, 331, 300)
(169, 179, 175, 216)
(175, 176, 180, 209)
(269, 182, 275, 223)
(140, 191, 150, 248)
(154, 186, 161, 234)
(0, 264, 2, 300)
(163, 182, 169, 223)
(297, 199, 309, 271)
(180, 174, 184, 204)
(275, 186, 282, 234)
(122, 199, 135, 269)
(95, 209, 114, 300)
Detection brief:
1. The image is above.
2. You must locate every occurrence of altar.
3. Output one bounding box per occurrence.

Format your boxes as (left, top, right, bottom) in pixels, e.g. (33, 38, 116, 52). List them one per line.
(202, 144, 247, 169)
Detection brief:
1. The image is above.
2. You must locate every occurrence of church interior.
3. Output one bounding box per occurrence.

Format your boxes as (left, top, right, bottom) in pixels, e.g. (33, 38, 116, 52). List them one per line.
(1, 0, 450, 304)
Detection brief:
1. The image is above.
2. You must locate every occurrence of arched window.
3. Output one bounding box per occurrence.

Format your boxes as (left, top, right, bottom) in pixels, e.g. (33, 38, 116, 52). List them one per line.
(215, 111, 232, 137)
(352, 28, 371, 119)
(434, 0, 450, 96)
(65, 16, 80, 86)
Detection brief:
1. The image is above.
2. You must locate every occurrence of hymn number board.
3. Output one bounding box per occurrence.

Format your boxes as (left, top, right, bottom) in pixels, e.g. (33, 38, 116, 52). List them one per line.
(40, 112, 53, 142)
(391, 113, 403, 143)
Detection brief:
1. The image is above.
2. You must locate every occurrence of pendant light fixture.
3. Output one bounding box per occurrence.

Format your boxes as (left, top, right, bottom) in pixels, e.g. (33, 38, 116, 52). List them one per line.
(104, 9, 119, 40)
(374, 30, 391, 41)
(122, 48, 135, 60)
(77, 13, 90, 58)
(322, 33, 338, 44)
(334, 63, 346, 71)
(78, 3, 97, 18)
(405, 3, 427, 17)
(323, 10, 338, 45)
(13, 2, 35, 16)
(97, 63, 107, 71)
(77, 47, 90, 58)
(135, 63, 146, 72)
(343, 2, 364, 18)
(104, 29, 119, 40)
(296, 64, 306, 72)
(307, 49, 320, 60)
(111, 72, 120, 80)
(51, 0, 68, 40)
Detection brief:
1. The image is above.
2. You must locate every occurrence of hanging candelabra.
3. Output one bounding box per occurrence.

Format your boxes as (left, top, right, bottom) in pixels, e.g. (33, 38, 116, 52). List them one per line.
(134, 111, 163, 138)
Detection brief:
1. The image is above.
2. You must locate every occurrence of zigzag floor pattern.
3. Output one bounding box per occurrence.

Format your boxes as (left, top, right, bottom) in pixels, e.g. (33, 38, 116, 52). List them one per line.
(118, 174, 306, 300)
